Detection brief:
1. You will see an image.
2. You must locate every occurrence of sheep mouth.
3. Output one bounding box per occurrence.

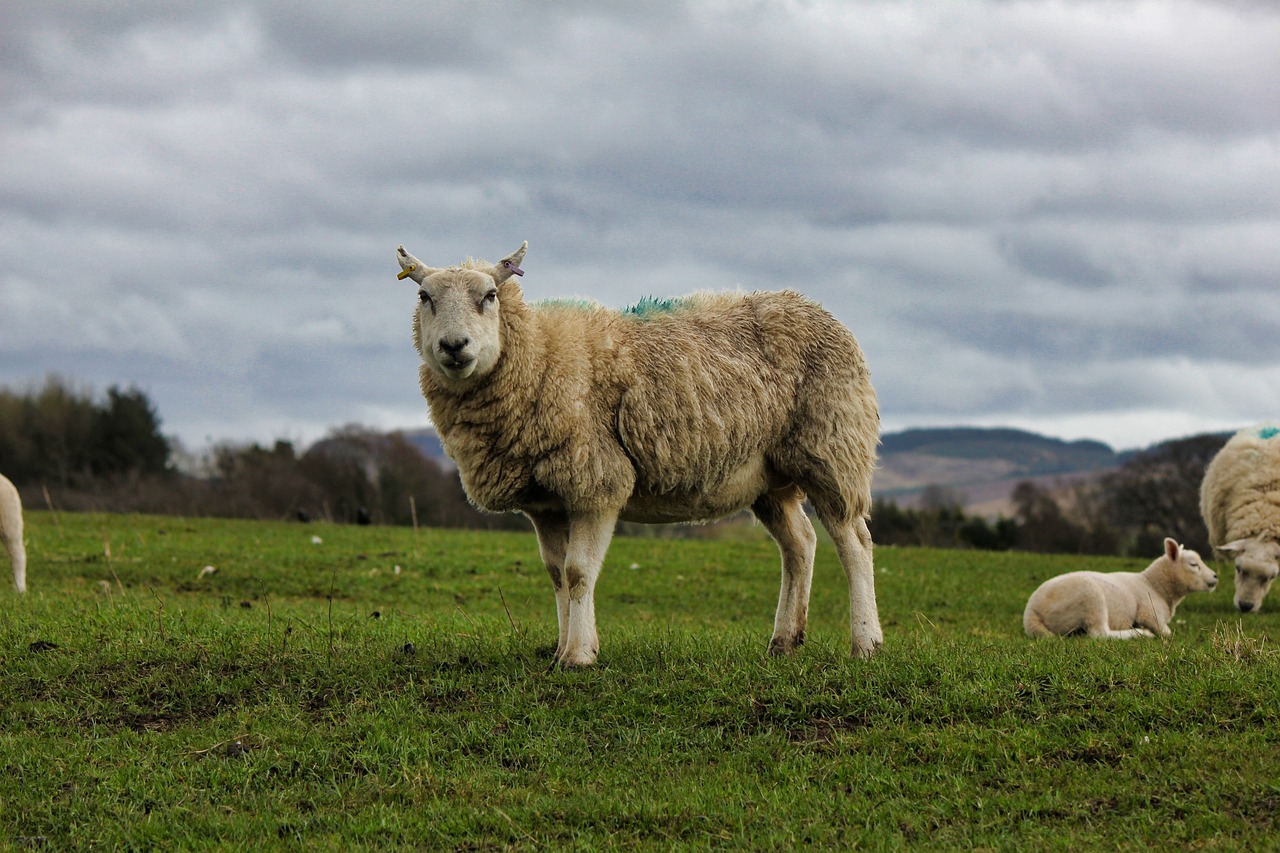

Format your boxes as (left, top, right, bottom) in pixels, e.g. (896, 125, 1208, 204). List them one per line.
(438, 355, 476, 377)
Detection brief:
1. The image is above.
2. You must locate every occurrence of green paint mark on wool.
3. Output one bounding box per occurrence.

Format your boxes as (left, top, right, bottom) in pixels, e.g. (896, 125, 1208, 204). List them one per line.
(533, 297, 599, 311)
(1259, 426, 1280, 440)
(624, 295, 688, 317)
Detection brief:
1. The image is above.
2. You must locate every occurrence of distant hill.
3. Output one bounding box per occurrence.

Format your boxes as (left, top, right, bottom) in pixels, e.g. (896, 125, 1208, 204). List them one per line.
(875, 427, 1120, 515)
(398, 427, 449, 466)
(396, 424, 1122, 516)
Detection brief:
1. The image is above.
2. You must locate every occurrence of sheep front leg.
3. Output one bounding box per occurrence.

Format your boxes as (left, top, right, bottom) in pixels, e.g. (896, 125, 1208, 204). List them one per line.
(559, 509, 618, 668)
(529, 513, 571, 659)
(1092, 627, 1156, 639)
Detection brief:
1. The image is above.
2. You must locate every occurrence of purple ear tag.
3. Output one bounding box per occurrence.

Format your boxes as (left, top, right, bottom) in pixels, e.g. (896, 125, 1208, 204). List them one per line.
(503, 260, 525, 277)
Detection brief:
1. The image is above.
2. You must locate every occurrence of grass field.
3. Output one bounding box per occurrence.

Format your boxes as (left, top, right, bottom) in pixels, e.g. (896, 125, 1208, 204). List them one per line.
(2, 511, 1277, 850)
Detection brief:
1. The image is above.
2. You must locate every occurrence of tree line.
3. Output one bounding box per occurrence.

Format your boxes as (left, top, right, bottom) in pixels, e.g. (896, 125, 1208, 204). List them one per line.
(870, 432, 1227, 557)
(1, 377, 1228, 552)
(0, 377, 522, 531)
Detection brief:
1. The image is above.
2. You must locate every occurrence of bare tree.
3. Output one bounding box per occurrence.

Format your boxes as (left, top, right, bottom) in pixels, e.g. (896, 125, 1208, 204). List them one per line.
(1098, 433, 1228, 555)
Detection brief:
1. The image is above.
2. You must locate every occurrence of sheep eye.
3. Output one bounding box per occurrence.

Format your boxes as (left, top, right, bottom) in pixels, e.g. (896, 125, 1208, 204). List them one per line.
(481, 290, 497, 308)
(419, 290, 432, 306)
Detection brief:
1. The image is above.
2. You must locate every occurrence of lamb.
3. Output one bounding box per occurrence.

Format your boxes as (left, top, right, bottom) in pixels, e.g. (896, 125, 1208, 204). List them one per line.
(1200, 423, 1280, 613)
(1023, 538, 1216, 639)
(1, 473, 27, 594)
(395, 241, 882, 667)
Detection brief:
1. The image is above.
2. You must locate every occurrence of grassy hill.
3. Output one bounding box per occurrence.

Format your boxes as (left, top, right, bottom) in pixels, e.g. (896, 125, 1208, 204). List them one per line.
(2, 511, 1277, 848)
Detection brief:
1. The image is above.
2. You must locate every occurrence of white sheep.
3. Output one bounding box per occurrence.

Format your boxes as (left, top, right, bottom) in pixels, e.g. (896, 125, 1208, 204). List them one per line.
(1200, 423, 1280, 613)
(395, 242, 882, 667)
(1023, 538, 1216, 639)
(0, 473, 27, 594)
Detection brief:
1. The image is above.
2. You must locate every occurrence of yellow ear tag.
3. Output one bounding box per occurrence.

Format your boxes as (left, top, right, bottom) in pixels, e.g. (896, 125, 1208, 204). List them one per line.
(396, 264, 416, 280)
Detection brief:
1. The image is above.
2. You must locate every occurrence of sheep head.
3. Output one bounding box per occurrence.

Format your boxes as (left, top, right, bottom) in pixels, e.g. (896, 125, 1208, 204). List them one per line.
(397, 242, 527, 384)
(1215, 536, 1280, 612)
(1159, 537, 1217, 594)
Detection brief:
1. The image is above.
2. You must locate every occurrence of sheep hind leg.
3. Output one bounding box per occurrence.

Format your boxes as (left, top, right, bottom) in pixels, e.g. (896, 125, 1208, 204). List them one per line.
(753, 487, 817, 656)
(558, 509, 619, 669)
(11, 541, 23, 594)
(817, 511, 883, 659)
(529, 513, 571, 660)
(2, 531, 23, 594)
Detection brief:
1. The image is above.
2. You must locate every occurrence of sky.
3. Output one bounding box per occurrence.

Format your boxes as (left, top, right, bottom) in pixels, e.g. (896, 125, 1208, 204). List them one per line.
(2, 1, 1278, 455)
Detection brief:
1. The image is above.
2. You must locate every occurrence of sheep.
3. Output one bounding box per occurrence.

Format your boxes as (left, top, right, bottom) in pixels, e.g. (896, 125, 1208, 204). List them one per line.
(1200, 423, 1280, 613)
(395, 241, 881, 667)
(1023, 538, 1216, 639)
(0, 473, 26, 594)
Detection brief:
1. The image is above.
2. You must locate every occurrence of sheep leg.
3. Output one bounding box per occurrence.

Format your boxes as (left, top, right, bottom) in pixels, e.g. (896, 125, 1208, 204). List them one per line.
(0, 480, 24, 594)
(559, 509, 618, 668)
(528, 512, 571, 659)
(1081, 607, 1156, 639)
(2, 532, 24, 594)
(753, 488, 817, 656)
(10, 539, 24, 594)
(820, 514, 883, 658)
(1090, 626, 1156, 639)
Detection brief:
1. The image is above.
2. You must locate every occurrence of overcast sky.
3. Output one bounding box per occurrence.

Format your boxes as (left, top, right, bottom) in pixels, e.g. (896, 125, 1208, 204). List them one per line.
(2, 1, 1278, 455)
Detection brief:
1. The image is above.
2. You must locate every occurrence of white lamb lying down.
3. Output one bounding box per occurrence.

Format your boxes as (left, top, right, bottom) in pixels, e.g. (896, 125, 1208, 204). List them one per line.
(1023, 538, 1216, 639)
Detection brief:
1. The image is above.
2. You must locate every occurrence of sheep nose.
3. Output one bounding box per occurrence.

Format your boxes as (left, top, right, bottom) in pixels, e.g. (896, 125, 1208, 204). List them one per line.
(440, 337, 470, 357)
(1238, 601, 1255, 613)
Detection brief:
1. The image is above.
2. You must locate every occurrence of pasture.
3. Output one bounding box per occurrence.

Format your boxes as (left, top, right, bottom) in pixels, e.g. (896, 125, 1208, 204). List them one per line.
(2, 511, 1277, 849)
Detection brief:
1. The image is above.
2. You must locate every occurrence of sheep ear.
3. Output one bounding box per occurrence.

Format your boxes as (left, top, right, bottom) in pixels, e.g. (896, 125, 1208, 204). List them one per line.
(396, 246, 442, 284)
(1164, 537, 1180, 561)
(492, 241, 528, 283)
(1217, 539, 1250, 557)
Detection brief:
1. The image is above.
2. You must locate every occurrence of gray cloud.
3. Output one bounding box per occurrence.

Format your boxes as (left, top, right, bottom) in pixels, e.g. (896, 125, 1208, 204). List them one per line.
(2, 0, 1278, 453)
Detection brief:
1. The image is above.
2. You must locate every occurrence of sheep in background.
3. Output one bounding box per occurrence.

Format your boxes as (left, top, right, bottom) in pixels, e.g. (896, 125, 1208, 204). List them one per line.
(0, 473, 26, 593)
(1023, 538, 1216, 639)
(1201, 423, 1280, 612)
(396, 242, 881, 667)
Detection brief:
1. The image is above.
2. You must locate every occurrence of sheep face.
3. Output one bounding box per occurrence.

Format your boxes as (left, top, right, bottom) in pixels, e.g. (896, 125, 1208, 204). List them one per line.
(1217, 537, 1280, 612)
(397, 242, 527, 385)
(1169, 541, 1218, 593)
(414, 269, 503, 383)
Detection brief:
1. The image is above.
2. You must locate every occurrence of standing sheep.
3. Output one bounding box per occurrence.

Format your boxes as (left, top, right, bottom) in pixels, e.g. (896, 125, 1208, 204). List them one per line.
(1200, 423, 1280, 612)
(396, 242, 882, 667)
(1, 473, 26, 594)
(1023, 538, 1216, 639)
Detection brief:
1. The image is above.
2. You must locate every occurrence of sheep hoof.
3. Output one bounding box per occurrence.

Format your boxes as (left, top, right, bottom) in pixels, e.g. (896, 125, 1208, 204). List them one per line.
(850, 637, 883, 659)
(767, 630, 806, 656)
(557, 648, 598, 669)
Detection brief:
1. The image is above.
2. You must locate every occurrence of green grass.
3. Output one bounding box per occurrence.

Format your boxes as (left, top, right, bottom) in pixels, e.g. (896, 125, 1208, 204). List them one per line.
(1, 512, 1277, 850)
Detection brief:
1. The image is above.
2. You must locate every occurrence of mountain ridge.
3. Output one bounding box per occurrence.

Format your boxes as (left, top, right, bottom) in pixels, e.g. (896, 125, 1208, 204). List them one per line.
(398, 424, 1125, 515)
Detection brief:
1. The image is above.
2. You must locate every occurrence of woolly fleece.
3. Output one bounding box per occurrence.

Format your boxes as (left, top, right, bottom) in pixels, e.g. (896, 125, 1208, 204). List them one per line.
(418, 287, 878, 523)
